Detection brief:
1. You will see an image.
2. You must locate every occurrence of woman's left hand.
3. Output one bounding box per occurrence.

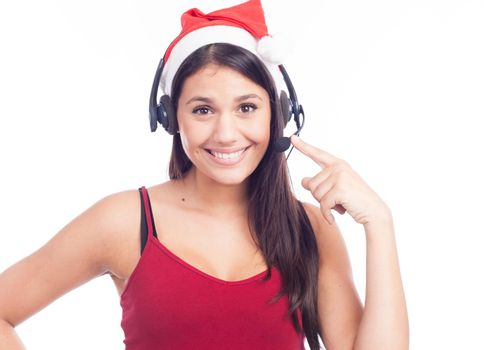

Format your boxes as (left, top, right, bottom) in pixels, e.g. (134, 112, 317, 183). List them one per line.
(290, 135, 391, 227)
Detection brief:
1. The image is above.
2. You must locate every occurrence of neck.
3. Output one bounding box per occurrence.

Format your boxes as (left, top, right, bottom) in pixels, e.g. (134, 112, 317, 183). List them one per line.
(176, 167, 249, 216)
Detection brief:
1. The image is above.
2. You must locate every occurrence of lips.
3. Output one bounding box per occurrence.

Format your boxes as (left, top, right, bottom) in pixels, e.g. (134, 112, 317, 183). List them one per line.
(205, 146, 250, 154)
(204, 146, 250, 165)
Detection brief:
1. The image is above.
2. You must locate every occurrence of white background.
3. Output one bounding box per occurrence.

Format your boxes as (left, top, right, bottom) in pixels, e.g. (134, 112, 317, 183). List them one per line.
(1, 0, 483, 349)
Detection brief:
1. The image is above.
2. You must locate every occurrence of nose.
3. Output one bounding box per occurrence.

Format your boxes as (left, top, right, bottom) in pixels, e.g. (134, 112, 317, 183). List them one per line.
(211, 111, 238, 144)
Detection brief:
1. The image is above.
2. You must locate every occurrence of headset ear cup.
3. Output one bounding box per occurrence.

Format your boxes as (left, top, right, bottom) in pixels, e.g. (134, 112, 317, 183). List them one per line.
(159, 94, 177, 135)
(279, 90, 292, 127)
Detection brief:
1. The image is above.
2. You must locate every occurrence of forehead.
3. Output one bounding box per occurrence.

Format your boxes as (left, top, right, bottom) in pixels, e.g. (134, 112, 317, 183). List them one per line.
(180, 64, 268, 98)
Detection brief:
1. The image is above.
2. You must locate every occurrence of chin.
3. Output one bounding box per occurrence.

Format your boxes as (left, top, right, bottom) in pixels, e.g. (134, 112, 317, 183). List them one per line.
(205, 169, 252, 186)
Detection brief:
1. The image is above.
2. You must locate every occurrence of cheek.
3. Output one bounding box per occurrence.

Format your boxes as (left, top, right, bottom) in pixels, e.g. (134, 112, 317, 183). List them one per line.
(253, 112, 271, 144)
(251, 125, 270, 144)
(179, 130, 199, 157)
(178, 121, 210, 160)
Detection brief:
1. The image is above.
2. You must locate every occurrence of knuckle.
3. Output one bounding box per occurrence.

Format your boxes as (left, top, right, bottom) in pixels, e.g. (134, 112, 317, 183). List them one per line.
(333, 166, 347, 179)
(334, 161, 351, 176)
(336, 159, 349, 168)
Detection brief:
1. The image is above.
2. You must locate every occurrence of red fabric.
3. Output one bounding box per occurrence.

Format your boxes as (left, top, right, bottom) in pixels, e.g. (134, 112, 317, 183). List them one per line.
(164, 0, 269, 61)
(120, 187, 305, 349)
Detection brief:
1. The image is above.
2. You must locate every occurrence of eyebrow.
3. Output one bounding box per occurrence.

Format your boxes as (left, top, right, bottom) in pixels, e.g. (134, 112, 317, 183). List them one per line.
(185, 94, 262, 105)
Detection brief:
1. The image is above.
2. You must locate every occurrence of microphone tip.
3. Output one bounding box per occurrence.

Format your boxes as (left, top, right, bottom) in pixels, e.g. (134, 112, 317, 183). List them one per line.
(274, 137, 291, 153)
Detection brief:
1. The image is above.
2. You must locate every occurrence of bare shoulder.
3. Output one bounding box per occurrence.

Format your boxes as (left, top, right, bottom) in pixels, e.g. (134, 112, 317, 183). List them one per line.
(85, 187, 143, 278)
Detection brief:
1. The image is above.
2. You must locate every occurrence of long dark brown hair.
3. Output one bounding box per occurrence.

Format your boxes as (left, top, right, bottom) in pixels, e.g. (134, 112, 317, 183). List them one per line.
(167, 43, 322, 349)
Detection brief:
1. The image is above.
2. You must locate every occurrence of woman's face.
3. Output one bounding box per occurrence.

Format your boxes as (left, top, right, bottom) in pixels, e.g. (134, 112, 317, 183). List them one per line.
(176, 63, 271, 186)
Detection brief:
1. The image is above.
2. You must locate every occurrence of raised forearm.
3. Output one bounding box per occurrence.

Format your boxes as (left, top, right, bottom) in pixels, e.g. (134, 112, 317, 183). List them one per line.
(353, 216, 409, 350)
(0, 319, 26, 350)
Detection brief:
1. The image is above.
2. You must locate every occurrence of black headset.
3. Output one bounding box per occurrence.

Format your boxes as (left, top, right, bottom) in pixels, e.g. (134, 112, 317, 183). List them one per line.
(148, 54, 305, 153)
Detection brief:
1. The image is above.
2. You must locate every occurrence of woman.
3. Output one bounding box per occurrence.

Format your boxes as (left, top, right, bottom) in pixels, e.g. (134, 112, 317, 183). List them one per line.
(0, 1, 408, 349)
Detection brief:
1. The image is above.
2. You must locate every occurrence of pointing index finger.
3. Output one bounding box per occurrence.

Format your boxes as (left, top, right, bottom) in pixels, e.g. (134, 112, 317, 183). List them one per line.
(290, 135, 338, 166)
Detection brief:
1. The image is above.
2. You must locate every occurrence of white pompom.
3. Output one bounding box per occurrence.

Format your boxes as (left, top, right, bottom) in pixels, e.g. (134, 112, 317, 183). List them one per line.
(257, 32, 293, 65)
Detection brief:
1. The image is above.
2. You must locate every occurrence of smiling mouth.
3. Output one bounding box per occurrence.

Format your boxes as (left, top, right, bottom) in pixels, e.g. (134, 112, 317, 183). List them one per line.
(204, 146, 250, 160)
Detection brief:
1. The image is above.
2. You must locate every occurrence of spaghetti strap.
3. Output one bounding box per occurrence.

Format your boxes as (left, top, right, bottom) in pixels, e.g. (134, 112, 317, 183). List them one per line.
(138, 186, 158, 255)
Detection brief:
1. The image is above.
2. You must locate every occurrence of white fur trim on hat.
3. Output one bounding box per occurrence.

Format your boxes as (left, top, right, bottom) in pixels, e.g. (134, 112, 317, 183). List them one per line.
(160, 25, 285, 96)
(257, 33, 293, 65)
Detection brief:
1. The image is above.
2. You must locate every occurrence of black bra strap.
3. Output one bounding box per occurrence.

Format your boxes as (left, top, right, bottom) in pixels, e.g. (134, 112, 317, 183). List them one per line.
(138, 186, 158, 255)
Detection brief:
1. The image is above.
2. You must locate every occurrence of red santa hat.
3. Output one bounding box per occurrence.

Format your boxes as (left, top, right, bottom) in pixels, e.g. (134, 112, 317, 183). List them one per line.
(160, 0, 292, 96)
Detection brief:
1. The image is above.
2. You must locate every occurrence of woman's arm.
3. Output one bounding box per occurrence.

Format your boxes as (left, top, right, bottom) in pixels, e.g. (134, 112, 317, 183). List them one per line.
(304, 202, 408, 350)
(0, 190, 137, 347)
(292, 136, 408, 349)
(352, 213, 409, 350)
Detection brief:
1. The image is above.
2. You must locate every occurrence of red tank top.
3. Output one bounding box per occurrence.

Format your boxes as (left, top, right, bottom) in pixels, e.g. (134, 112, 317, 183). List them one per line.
(120, 186, 306, 349)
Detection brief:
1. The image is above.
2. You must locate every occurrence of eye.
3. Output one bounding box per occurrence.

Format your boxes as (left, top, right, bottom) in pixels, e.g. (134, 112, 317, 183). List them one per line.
(239, 103, 257, 113)
(192, 106, 212, 115)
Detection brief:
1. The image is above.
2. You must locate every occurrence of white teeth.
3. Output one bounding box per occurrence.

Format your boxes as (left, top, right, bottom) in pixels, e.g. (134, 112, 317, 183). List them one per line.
(211, 149, 244, 159)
